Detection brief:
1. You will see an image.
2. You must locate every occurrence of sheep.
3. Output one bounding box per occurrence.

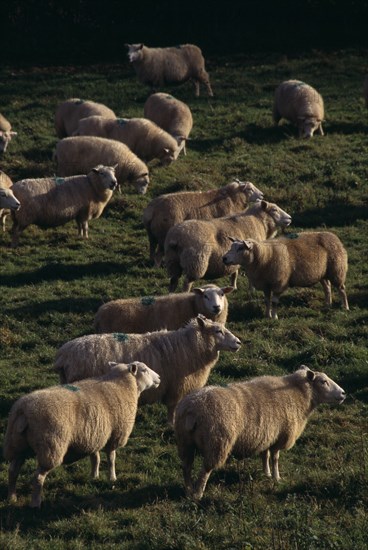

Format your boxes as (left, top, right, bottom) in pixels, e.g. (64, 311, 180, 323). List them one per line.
(54, 314, 242, 425)
(94, 284, 233, 334)
(0, 171, 20, 232)
(363, 75, 368, 108)
(55, 98, 116, 138)
(222, 232, 349, 319)
(10, 165, 117, 247)
(174, 365, 346, 500)
(54, 136, 149, 194)
(126, 43, 213, 97)
(3, 361, 160, 508)
(75, 116, 181, 166)
(0, 113, 17, 153)
(144, 92, 193, 155)
(164, 200, 292, 292)
(273, 80, 324, 138)
(143, 179, 264, 266)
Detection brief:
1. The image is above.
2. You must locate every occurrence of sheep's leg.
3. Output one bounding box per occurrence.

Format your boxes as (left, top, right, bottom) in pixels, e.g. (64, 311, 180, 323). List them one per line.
(181, 447, 195, 495)
(169, 276, 180, 293)
(8, 456, 25, 502)
(261, 450, 271, 477)
(271, 295, 280, 320)
(82, 221, 89, 239)
(193, 80, 200, 97)
(154, 249, 164, 268)
(205, 81, 214, 97)
(76, 220, 83, 238)
(167, 404, 177, 427)
(182, 277, 194, 292)
(338, 284, 349, 310)
(271, 449, 281, 481)
(106, 449, 117, 482)
(1, 211, 7, 232)
(90, 452, 100, 479)
(264, 290, 273, 318)
(192, 465, 212, 500)
(318, 123, 324, 136)
(321, 279, 332, 307)
(272, 106, 281, 125)
(230, 269, 238, 290)
(10, 222, 22, 248)
(31, 466, 51, 508)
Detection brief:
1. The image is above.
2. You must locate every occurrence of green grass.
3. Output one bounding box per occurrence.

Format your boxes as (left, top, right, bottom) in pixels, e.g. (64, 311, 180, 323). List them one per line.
(0, 49, 368, 549)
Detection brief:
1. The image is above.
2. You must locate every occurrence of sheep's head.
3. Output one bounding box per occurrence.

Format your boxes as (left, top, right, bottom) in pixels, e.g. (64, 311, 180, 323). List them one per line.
(125, 43, 144, 63)
(192, 284, 233, 317)
(196, 314, 241, 352)
(160, 146, 180, 166)
(92, 164, 118, 191)
(297, 116, 322, 139)
(261, 200, 292, 228)
(108, 361, 160, 395)
(298, 365, 346, 405)
(223, 238, 254, 266)
(0, 130, 17, 153)
(132, 172, 149, 194)
(0, 187, 21, 211)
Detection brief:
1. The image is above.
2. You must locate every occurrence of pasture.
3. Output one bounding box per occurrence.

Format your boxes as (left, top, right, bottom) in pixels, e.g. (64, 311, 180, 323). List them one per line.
(0, 49, 367, 549)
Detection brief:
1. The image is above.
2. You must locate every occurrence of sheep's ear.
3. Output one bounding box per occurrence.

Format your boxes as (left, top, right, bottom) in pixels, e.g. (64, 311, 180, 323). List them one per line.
(306, 369, 315, 381)
(192, 287, 204, 295)
(261, 200, 268, 211)
(221, 286, 234, 294)
(113, 163, 118, 170)
(228, 236, 237, 242)
(92, 167, 99, 173)
(243, 240, 253, 251)
(124, 43, 131, 48)
(163, 148, 170, 154)
(10, 131, 17, 136)
(129, 363, 138, 376)
(108, 361, 118, 368)
(196, 314, 207, 327)
(176, 136, 186, 145)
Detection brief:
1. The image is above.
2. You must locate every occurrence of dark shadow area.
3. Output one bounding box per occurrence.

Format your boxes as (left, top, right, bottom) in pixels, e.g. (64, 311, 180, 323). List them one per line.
(293, 203, 368, 228)
(6, 297, 101, 319)
(325, 121, 368, 136)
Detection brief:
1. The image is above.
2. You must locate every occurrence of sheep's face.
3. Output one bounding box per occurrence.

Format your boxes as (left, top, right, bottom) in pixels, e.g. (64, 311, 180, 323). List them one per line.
(240, 180, 264, 202)
(302, 367, 346, 405)
(93, 165, 118, 191)
(196, 314, 241, 352)
(223, 239, 254, 267)
(160, 147, 179, 166)
(262, 200, 292, 228)
(133, 173, 150, 194)
(193, 285, 233, 317)
(0, 187, 21, 211)
(126, 43, 144, 63)
(297, 117, 320, 139)
(129, 361, 161, 394)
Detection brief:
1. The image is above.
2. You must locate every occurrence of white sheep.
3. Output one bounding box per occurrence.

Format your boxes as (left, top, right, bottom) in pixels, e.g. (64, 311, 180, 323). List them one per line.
(164, 200, 292, 292)
(54, 314, 242, 425)
(143, 179, 264, 266)
(0, 113, 17, 153)
(10, 165, 117, 247)
(273, 80, 324, 138)
(174, 365, 346, 500)
(222, 232, 349, 319)
(75, 116, 181, 166)
(3, 361, 160, 508)
(54, 136, 149, 194)
(363, 75, 368, 108)
(0, 171, 20, 232)
(144, 92, 193, 155)
(126, 43, 213, 97)
(94, 284, 233, 333)
(55, 98, 116, 138)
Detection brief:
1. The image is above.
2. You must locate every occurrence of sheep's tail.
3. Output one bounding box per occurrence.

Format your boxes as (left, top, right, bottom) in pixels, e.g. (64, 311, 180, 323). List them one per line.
(3, 409, 29, 461)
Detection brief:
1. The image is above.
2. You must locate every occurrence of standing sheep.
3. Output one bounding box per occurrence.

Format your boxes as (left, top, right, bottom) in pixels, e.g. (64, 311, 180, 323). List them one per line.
(3, 361, 160, 508)
(75, 116, 181, 166)
(0, 171, 20, 231)
(164, 200, 292, 292)
(55, 98, 116, 138)
(144, 92, 193, 155)
(94, 284, 233, 333)
(143, 179, 264, 266)
(273, 80, 324, 138)
(0, 113, 17, 153)
(10, 165, 117, 247)
(174, 365, 346, 500)
(54, 315, 242, 425)
(363, 75, 368, 108)
(126, 43, 213, 97)
(54, 136, 149, 194)
(223, 232, 349, 319)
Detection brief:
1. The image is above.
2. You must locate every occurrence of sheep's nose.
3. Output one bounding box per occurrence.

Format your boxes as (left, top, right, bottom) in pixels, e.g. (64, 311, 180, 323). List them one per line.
(223, 255, 228, 264)
(213, 305, 221, 313)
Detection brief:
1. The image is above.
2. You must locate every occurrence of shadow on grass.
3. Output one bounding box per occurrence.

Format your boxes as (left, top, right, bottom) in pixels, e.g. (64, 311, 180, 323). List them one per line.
(0, 261, 126, 287)
(6, 297, 101, 319)
(294, 202, 368, 227)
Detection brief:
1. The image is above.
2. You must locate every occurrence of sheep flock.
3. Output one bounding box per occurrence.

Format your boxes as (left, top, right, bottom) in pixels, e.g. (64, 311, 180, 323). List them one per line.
(2, 43, 366, 513)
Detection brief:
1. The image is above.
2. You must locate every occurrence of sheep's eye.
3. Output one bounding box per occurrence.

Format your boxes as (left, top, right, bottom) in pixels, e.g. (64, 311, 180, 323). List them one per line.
(320, 379, 328, 385)
(204, 295, 209, 300)
(220, 292, 224, 297)
(215, 329, 223, 334)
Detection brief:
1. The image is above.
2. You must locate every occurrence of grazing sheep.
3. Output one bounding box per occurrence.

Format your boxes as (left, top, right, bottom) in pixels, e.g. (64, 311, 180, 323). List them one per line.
(164, 200, 292, 292)
(143, 179, 264, 266)
(10, 165, 117, 247)
(223, 232, 349, 319)
(0, 113, 17, 153)
(94, 284, 233, 334)
(126, 43, 213, 97)
(55, 136, 149, 194)
(174, 365, 346, 500)
(273, 80, 324, 138)
(144, 92, 193, 155)
(54, 315, 242, 425)
(4, 361, 160, 508)
(76, 116, 181, 166)
(0, 171, 20, 232)
(55, 98, 116, 138)
(363, 75, 368, 108)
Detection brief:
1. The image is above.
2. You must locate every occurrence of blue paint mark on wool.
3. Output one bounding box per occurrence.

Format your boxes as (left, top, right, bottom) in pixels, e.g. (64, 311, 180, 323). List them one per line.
(62, 384, 80, 392)
(116, 118, 128, 126)
(54, 177, 65, 186)
(284, 233, 299, 239)
(74, 99, 85, 105)
(113, 332, 129, 342)
(141, 296, 155, 306)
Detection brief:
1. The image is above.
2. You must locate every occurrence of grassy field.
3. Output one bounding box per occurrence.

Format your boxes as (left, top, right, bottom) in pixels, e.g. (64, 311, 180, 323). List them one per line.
(0, 49, 367, 549)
